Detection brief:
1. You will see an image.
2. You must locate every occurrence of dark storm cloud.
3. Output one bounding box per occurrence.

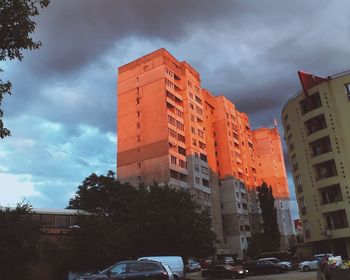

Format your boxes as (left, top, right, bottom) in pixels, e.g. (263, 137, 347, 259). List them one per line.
(30, 0, 238, 75)
(2, 0, 350, 209)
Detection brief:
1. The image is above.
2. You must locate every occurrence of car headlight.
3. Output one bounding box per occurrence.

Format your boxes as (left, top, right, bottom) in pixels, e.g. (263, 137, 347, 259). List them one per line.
(238, 271, 244, 274)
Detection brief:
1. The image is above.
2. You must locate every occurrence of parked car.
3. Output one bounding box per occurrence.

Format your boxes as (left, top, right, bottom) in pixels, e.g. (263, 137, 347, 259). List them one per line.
(243, 260, 286, 275)
(138, 256, 185, 279)
(201, 264, 247, 279)
(75, 260, 171, 280)
(223, 256, 235, 265)
(186, 261, 201, 272)
(299, 254, 335, 272)
(259, 257, 292, 270)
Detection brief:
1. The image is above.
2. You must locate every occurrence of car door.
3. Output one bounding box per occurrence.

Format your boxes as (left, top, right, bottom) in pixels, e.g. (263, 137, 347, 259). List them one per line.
(310, 258, 319, 270)
(125, 262, 145, 280)
(143, 262, 167, 280)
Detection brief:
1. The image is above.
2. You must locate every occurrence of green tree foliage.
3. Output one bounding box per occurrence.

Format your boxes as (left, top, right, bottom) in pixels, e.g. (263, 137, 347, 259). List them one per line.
(62, 171, 217, 273)
(257, 182, 280, 252)
(0, 202, 42, 280)
(0, 0, 50, 138)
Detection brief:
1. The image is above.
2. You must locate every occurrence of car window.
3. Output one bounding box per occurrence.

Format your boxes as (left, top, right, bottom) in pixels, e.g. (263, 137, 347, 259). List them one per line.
(129, 263, 143, 273)
(110, 263, 127, 274)
(143, 263, 160, 271)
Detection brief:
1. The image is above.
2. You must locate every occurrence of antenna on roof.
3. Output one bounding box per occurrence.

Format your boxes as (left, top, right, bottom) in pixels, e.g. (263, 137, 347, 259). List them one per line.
(273, 119, 278, 128)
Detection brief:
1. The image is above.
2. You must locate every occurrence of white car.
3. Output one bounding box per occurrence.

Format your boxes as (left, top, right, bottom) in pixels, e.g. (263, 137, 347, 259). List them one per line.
(259, 257, 292, 270)
(187, 261, 201, 272)
(299, 257, 319, 272)
(299, 254, 334, 272)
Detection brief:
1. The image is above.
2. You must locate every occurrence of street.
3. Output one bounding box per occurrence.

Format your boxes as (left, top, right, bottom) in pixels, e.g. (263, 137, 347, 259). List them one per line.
(186, 270, 317, 280)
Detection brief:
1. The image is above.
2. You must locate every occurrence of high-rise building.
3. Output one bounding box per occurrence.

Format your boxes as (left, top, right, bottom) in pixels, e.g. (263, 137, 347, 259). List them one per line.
(282, 71, 350, 257)
(117, 48, 292, 256)
(252, 127, 294, 249)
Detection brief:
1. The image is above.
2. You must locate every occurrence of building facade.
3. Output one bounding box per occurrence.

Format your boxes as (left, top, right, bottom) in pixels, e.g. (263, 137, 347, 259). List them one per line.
(252, 127, 294, 250)
(117, 48, 292, 256)
(282, 71, 350, 258)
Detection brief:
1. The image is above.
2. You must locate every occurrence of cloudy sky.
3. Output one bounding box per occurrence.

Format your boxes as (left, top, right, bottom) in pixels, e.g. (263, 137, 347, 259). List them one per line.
(1, 0, 349, 218)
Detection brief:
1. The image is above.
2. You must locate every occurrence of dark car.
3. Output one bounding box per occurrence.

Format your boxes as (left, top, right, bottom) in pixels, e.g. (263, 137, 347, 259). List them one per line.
(201, 264, 247, 279)
(75, 260, 170, 280)
(243, 260, 286, 275)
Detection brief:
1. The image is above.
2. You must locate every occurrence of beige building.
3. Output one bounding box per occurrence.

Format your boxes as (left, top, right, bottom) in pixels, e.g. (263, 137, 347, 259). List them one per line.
(282, 70, 350, 257)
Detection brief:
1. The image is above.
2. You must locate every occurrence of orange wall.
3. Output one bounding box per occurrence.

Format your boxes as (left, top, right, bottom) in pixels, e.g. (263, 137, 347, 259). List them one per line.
(252, 127, 290, 199)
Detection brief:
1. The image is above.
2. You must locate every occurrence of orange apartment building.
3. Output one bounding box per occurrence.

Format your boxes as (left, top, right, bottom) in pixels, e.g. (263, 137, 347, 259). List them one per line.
(252, 127, 294, 249)
(117, 48, 293, 256)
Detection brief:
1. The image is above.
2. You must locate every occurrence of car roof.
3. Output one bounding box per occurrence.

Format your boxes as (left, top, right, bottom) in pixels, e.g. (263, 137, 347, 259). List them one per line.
(118, 260, 161, 264)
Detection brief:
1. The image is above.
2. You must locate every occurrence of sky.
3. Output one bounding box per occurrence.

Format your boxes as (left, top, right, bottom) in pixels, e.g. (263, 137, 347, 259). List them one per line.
(1, 0, 350, 219)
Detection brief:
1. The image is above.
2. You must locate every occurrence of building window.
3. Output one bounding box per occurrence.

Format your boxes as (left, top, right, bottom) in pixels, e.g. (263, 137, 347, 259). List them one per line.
(170, 155, 177, 165)
(179, 159, 187, 169)
(303, 220, 310, 239)
(201, 166, 208, 175)
(309, 136, 332, 157)
(199, 141, 206, 150)
(198, 129, 204, 138)
(136, 122, 140, 129)
(304, 114, 327, 135)
(194, 164, 200, 172)
(137, 162, 141, 169)
(168, 128, 177, 138)
(168, 115, 176, 126)
(175, 108, 183, 117)
(237, 203, 241, 209)
(178, 146, 186, 156)
(202, 178, 209, 188)
(177, 134, 185, 143)
(292, 155, 298, 171)
(138, 176, 141, 182)
(299, 92, 322, 115)
(320, 184, 343, 205)
(191, 127, 196, 134)
(195, 177, 200, 184)
(296, 175, 303, 193)
(136, 111, 140, 117)
(314, 159, 337, 181)
(324, 210, 348, 229)
(200, 153, 208, 162)
(299, 197, 306, 215)
(195, 95, 202, 104)
(345, 83, 350, 101)
(176, 120, 184, 130)
(136, 135, 140, 142)
(192, 139, 197, 146)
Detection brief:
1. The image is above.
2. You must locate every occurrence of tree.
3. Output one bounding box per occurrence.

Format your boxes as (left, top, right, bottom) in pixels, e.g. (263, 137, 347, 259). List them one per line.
(0, 0, 50, 138)
(62, 172, 217, 273)
(257, 182, 280, 252)
(0, 202, 42, 280)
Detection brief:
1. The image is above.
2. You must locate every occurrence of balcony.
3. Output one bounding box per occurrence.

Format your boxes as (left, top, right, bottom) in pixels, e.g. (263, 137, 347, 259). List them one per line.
(304, 114, 327, 135)
(324, 210, 348, 230)
(299, 92, 322, 115)
(320, 184, 343, 205)
(297, 184, 303, 193)
(309, 136, 332, 157)
(314, 159, 337, 181)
